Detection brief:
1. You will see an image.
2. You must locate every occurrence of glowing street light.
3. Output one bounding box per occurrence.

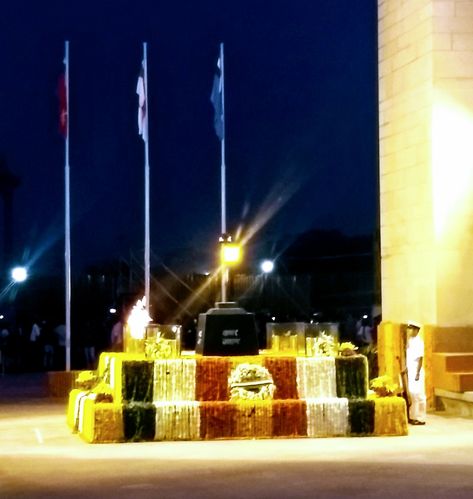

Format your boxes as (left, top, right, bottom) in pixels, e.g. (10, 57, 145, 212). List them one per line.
(221, 243, 242, 265)
(219, 233, 241, 266)
(261, 260, 274, 273)
(218, 234, 242, 302)
(11, 266, 28, 283)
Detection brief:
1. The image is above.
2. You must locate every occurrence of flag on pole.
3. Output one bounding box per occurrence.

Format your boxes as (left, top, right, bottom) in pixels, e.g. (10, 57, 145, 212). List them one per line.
(136, 64, 148, 142)
(210, 57, 224, 140)
(58, 73, 68, 138)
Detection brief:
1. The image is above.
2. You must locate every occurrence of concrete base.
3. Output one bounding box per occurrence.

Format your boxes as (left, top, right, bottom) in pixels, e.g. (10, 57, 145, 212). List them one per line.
(435, 388, 473, 419)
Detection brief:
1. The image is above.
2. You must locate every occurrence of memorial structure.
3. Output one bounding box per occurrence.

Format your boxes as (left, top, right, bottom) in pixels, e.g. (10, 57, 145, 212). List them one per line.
(67, 345, 407, 443)
(377, 0, 473, 413)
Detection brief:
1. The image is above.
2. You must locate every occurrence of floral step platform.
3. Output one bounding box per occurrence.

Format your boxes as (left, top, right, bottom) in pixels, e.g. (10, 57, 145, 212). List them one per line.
(67, 352, 408, 442)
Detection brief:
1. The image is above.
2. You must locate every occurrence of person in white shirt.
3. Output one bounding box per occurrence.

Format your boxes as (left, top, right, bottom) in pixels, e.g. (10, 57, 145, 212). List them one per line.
(405, 322, 426, 425)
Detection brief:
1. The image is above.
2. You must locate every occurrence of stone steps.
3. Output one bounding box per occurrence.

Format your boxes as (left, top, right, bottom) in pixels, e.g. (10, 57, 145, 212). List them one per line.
(432, 370, 473, 392)
(431, 327, 473, 353)
(435, 388, 473, 418)
(430, 330, 473, 418)
(432, 352, 473, 372)
(432, 353, 473, 392)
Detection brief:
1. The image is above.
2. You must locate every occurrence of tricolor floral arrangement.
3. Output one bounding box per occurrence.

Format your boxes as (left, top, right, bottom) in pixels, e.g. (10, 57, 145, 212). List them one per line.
(67, 352, 408, 443)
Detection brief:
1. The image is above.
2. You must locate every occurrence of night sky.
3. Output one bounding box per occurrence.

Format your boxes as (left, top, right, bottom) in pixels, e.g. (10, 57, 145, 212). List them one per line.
(0, 1, 378, 277)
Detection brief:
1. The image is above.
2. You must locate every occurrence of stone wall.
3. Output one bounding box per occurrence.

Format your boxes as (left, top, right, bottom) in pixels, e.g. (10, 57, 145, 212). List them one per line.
(378, 0, 473, 326)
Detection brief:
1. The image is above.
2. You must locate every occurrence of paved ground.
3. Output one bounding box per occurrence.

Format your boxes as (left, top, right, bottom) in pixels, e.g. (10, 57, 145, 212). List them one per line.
(1, 373, 473, 498)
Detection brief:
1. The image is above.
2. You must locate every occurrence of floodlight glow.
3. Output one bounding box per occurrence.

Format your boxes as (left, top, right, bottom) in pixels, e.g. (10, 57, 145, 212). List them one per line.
(109, 308, 117, 314)
(11, 267, 27, 283)
(261, 260, 274, 273)
(221, 243, 241, 265)
(433, 92, 473, 240)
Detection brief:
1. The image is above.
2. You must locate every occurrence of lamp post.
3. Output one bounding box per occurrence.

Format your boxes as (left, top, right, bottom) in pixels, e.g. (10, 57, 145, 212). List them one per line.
(260, 260, 274, 311)
(219, 234, 241, 303)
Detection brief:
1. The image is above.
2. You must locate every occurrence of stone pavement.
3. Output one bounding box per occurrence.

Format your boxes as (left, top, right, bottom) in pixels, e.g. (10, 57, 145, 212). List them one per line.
(1, 372, 473, 498)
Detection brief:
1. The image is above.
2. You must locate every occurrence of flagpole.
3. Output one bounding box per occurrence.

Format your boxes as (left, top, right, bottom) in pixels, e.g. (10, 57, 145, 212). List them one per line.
(64, 40, 71, 371)
(143, 42, 150, 313)
(219, 42, 228, 302)
(220, 42, 226, 237)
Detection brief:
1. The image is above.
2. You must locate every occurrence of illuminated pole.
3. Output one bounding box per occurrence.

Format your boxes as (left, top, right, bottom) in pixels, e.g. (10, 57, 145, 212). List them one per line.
(220, 42, 226, 238)
(219, 43, 227, 302)
(211, 42, 227, 302)
(143, 42, 150, 314)
(64, 40, 71, 372)
(137, 42, 151, 313)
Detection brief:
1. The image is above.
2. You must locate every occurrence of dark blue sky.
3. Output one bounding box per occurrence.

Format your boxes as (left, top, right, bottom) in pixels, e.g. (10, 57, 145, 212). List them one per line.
(0, 1, 378, 276)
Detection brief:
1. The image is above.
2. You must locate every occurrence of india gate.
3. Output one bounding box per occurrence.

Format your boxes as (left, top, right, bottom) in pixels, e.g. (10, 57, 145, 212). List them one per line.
(377, 0, 473, 414)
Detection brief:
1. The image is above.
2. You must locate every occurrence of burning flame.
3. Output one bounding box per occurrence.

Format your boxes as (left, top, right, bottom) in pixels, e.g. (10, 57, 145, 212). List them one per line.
(127, 297, 151, 340)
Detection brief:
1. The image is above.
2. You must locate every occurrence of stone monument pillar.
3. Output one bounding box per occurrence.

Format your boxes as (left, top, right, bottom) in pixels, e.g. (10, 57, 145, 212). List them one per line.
(378, 0, 473, 407)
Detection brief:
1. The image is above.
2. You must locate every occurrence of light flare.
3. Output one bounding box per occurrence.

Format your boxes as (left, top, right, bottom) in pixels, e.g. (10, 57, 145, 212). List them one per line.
(127, 297, 151, 340)
(432, 92, 473, 241)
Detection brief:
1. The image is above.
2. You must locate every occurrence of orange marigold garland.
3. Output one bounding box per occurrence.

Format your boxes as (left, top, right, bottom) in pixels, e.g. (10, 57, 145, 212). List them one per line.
(253, 400, 273, 438)
(272, 399, 307, 437)
(199, 401, 237, 439)
(263, 357, 298, 399)
(234, 400, 257, 438)
(196, 357, 231, 401)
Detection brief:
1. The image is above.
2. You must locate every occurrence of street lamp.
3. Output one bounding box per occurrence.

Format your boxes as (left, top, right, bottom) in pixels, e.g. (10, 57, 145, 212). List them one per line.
(221, 243, 242, 265)
(261, 260, 274, 273)
(11, 266, 27, 283)
(219, 234, 241, 302)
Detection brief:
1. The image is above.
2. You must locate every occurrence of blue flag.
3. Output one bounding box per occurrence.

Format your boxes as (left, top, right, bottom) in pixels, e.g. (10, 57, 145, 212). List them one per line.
(210, 57, 224, 140)
(136, 64, 148, 142)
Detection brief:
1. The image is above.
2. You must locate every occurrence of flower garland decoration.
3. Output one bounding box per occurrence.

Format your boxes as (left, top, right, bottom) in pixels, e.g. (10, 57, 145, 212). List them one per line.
(263, 357, 298, 399)
(338, 342, 358, 357)
(306, 332, 338, 357)
(154, 401, 200, 441)
(74, 369, 114, 403)
(228, 363, 275, 401)
(370, 375, 399, 397)
(145, 337, 174, 359)
(89, 381, 114, 403)
(153, 359, 197, 401)
(296, 357, 337, 398)
(75, 370, 98, 391)
(306, 397, 349, 437)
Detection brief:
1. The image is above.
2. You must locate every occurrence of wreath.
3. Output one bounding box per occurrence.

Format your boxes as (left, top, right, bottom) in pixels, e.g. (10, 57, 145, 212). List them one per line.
(228, 363, 275, 401)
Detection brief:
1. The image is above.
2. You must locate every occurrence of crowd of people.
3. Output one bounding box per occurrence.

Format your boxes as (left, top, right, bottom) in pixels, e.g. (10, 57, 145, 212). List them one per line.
(0, 315, 117, 373)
